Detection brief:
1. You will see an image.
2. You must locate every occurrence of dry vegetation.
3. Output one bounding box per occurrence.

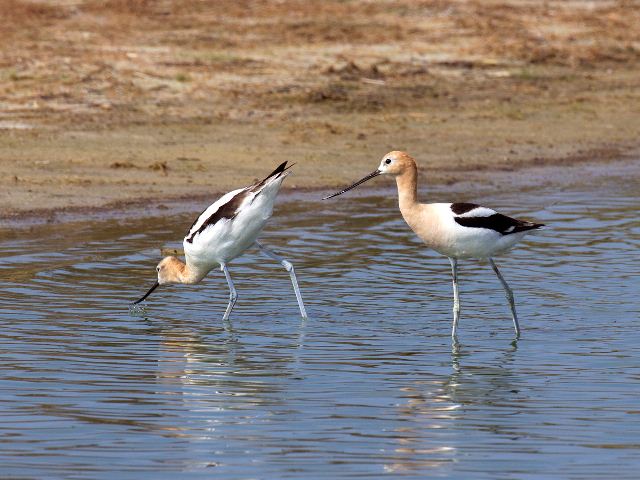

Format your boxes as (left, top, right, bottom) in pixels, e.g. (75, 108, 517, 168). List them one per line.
(1, 0, 639, 218)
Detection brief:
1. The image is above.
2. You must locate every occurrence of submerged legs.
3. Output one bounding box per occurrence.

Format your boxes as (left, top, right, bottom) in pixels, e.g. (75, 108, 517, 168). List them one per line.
(255, 241, 308, 318)
(221, 263, 237, 321)
(489, 258, 521, 338)
(449, 257, 461, 338)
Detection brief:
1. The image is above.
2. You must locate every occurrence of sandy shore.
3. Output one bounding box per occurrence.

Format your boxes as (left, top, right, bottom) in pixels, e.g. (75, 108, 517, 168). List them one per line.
(1, 0, 639, 222)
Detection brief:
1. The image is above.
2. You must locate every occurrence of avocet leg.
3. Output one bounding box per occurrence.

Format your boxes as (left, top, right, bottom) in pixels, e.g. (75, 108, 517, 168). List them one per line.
(449, 257, 461, 338)
(255, 241, 308, 318)
(221, 263, 238, 321)
(489, 258, 521, 338)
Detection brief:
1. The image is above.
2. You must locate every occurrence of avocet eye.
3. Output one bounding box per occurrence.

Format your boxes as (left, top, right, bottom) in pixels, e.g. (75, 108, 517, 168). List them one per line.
(385, 158, 392, 165)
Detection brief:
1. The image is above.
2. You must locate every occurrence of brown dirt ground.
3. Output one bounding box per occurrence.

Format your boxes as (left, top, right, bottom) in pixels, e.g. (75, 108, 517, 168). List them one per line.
(1, 0, 639, 221)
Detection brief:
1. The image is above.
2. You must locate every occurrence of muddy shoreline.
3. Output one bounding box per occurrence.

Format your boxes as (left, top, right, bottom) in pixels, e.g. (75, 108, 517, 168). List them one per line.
(3, 148, 638, 229)
(1, 0, 639, 225)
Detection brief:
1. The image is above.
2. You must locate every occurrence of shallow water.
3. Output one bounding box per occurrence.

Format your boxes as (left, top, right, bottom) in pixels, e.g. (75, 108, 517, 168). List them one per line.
(1, 165, 639, 479)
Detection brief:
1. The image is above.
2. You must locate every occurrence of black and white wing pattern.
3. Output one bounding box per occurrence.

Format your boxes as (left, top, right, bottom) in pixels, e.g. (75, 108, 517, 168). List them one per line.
(184, 161, 291, 244)
(451, 202, 544, 235)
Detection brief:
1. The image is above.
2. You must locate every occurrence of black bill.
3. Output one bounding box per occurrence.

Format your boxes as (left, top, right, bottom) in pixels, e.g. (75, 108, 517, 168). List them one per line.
(133, 281, 159, 305)
(322, 169, 381, 200)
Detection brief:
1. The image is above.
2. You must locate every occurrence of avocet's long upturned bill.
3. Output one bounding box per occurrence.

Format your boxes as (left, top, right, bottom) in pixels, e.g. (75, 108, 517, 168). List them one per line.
(323, 151, 544, 338)
(133, 161, 308, 320)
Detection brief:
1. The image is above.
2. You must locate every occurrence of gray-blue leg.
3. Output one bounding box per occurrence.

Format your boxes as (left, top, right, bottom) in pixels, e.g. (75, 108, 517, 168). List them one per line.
(221, 263, 237, 321)
(449, 257, 461, 338)
(489, 258, 521, 337)
(255, 241, 308, 318)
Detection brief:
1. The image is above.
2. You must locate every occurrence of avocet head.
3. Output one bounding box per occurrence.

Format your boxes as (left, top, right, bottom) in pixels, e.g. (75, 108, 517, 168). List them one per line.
(132, 256, 184, 305)
(322, 150, 416, 200)
(376, 151, 416, 176)
(155, 256, 185, 285)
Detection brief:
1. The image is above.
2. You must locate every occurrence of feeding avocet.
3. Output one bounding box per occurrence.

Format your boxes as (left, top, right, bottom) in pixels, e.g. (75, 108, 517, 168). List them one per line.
(323, 151, 544, 338)
(133, 161, 308, 320)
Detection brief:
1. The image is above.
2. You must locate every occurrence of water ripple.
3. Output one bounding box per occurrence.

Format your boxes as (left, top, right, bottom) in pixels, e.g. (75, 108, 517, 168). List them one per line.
(0, 173, 639, 478)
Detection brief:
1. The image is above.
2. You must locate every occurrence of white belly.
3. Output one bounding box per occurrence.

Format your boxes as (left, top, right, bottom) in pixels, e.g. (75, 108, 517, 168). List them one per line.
(438, 228, 525, 259)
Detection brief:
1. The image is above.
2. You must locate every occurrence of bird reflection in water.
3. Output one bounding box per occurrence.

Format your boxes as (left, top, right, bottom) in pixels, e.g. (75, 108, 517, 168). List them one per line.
(385, 340, 521, 474)
(154, 318, 308, 437)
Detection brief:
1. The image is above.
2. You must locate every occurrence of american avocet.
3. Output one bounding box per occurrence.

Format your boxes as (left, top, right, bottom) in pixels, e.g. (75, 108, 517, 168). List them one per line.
(323, 151, 544, 339)
(133, 161, 308, 320)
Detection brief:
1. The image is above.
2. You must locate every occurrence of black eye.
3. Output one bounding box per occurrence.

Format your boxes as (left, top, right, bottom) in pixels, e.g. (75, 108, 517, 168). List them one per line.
(156, 266, 161, 272)
(385, 158, 392, 165)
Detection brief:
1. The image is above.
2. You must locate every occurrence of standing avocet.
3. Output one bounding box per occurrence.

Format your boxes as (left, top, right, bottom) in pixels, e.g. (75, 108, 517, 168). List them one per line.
(133, 161, 308, 320)
(323, 151, 543, 339)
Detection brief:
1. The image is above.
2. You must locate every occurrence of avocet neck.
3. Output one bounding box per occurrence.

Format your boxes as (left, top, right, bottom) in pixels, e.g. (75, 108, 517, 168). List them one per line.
(395, 162, 419, 212)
